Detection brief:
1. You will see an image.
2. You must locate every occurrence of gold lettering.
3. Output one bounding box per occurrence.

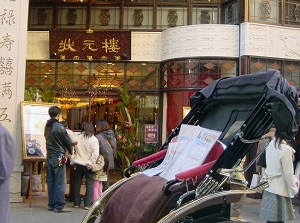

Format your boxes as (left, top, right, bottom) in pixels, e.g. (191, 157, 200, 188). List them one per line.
(82, 40, 98, 51)
(58, 39, 77, 52)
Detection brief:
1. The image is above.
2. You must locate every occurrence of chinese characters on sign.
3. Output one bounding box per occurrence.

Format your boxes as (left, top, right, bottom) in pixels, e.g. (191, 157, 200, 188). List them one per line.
(0, 0, 19, 123)
(145, 124, 158, 143)
(50, 31, 131, 60)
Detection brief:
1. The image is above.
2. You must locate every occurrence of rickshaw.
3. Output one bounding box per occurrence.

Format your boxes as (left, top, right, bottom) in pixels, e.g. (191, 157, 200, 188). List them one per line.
(82, 69, 299, 223)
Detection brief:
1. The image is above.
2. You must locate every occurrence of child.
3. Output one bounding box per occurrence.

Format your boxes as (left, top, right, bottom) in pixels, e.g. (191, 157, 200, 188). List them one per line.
(87, 155, 109, 203)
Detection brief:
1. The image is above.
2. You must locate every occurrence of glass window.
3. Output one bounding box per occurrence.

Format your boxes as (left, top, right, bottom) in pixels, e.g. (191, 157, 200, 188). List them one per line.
(26, 61, 56, 87)
(90, 7, 120, 30)
(57, 6, 87, 29)
(157, 7, 188, 30)
(250, 57, 300, 90)
(285, 0, 300, 27)
(123, 7, 154, 30)
(224, 1, 238, 24)
(126, 63, 160, 90)
(162, 59, 238, 90)
(28, 7, 53, 30)
(283, 61, 300, 89)
(192, 7, 219, 25)
(249, 0, 281, 25)
(25, 60, 161, 149)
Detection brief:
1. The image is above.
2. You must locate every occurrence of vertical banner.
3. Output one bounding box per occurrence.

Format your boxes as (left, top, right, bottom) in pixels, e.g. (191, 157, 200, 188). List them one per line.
(0, 0, 29, 202)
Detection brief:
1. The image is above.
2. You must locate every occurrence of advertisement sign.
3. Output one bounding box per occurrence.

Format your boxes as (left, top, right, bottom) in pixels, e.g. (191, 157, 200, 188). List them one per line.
(49, 30, 131, 60)
(145, 124, 158, 143)
(21, 102, 59, 159)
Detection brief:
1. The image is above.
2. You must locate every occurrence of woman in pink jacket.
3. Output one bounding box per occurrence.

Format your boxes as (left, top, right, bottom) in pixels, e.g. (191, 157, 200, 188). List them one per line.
(259, 130, 299, 223)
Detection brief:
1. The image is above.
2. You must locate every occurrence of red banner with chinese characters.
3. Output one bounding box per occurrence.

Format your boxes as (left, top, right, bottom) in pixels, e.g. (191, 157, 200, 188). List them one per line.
(49, 30, 131, 60)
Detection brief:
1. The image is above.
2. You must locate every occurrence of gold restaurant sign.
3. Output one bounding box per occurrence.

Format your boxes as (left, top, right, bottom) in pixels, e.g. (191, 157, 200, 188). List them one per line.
(49, 30, 131, 60)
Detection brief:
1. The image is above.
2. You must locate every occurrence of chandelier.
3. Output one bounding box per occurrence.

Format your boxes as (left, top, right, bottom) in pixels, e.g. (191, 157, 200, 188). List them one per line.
(56, 80, 80, 109)
(85, 63, 121, 104)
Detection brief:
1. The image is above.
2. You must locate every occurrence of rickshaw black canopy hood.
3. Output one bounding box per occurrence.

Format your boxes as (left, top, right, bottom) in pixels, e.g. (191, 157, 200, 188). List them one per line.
(190, 69, 300, 140)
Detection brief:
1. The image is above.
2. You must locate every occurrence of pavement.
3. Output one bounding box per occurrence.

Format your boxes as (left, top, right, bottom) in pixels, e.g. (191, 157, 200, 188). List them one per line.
(10, 192, 300, 223)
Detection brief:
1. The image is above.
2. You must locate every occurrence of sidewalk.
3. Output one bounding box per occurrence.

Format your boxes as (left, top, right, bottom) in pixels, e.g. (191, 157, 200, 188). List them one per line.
(10, 192, 300, 223)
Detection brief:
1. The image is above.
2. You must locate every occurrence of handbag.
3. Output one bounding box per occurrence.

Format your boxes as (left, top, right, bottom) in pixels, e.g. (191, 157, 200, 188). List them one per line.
(250, 173, 262, 189)
(256, 150, 266, 168)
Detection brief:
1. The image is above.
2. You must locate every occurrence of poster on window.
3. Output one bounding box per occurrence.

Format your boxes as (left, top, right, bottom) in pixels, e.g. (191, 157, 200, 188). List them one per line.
(145, 124, 158, 143)
(21, 101, 59, 159)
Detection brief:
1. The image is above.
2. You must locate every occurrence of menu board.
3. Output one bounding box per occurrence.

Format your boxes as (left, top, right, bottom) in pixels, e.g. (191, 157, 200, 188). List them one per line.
(21, 102, 59, 159)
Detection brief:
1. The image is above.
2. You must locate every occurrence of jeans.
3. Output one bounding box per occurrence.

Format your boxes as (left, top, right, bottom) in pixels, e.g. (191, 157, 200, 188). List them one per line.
(46, 156, 67, 211)
(73, 164, 95, 207)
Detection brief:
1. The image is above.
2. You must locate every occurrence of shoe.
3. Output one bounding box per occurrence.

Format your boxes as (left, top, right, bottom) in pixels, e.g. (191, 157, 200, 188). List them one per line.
(230, 217, 247, 222)
(230, 217, 239, 221)
(54, 208, 72, 213)
(48, 208, 54, 211)
(73, 206, 79, 208)
(84, 206, 90, 210)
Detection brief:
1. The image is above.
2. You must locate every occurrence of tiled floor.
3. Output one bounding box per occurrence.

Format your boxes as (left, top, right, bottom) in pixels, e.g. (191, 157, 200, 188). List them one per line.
(10, 192, 300, 223)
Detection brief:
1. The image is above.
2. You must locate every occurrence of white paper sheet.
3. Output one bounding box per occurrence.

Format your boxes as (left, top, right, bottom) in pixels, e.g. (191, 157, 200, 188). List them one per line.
(160, 127, 221, 180)
(143, 124, 200, 176)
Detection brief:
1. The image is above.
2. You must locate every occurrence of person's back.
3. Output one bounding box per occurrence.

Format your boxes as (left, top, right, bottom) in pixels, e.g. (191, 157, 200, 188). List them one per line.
(99, 128, 117, 152)
(264, 137, 298, 197)
(45, 118, 72, 158)
(44, 106, 72, 213)
(259, 131, 298, 223)
(95, 120, 117, 190)
(72, 121, 99, 209)
(73, 132, 99, 165)
(95, 134, 114, 169)
(95, 120, 117, 170)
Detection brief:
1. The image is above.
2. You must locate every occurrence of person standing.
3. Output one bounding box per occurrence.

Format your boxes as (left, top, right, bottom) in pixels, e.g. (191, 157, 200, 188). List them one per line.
(87, 155, 108, 203)
(44, 106, 73, 212)
(292, 128, 300, 214)
(230, 157, 247, 222)
(0, 123, 15, 223)
(60, 120, 78, 201)
(95, 120, 117, 190)
(71, 121, 99, 209)
(60, 120, 78, 148)
(256, 127, 276, 176)
(259, 130, 299, 223)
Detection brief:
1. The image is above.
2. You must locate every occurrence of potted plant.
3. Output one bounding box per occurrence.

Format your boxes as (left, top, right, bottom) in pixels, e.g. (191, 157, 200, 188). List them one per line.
(114, 84, 139, 170)
(24, 87, 39, 102)
(24, 84, 56, 103)
(39, 84, 57, 103)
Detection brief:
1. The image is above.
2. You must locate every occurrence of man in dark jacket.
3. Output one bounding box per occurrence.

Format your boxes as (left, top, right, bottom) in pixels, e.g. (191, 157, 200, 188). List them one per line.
(44, 106, 73, 212)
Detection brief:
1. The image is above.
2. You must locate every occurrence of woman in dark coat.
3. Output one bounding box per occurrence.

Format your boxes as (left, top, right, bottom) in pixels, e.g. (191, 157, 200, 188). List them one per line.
(95, 120, 117, 190)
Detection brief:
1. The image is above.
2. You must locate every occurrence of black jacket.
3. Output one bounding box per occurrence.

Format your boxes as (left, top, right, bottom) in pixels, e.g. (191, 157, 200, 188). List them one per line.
(44, 118, 72, 158)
